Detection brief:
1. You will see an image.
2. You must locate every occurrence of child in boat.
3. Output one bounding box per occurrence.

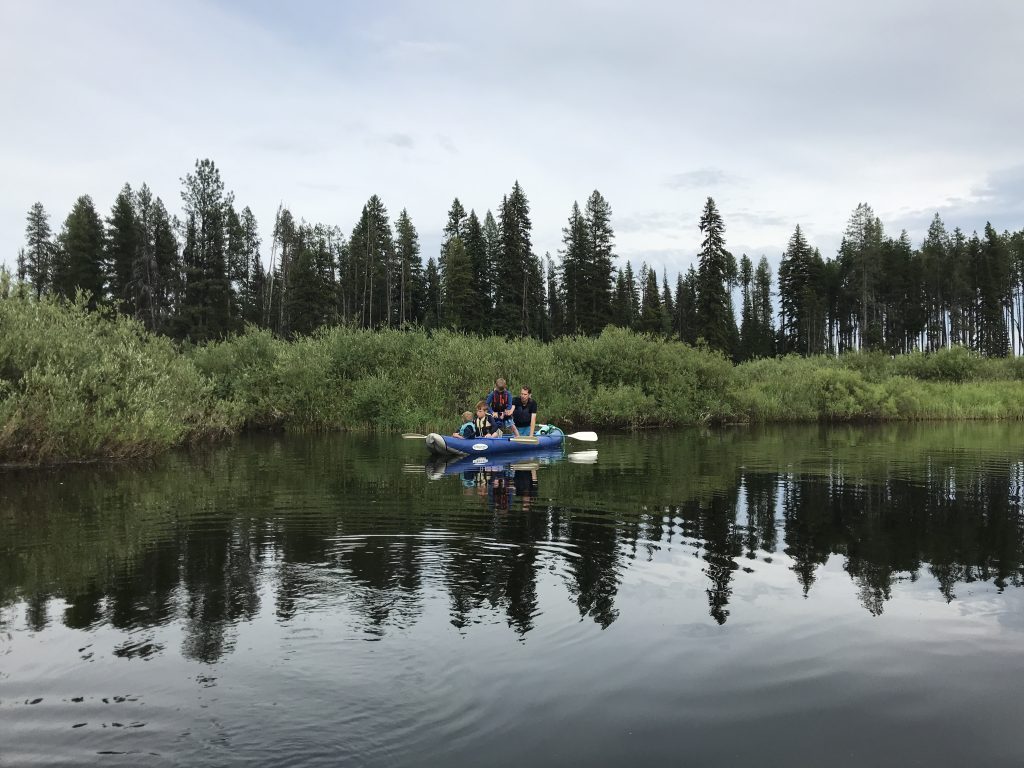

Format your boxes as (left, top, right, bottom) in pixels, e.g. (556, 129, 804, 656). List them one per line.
(486, 378, 515, 434)
(472, 400, 500, 437)
(452, 411, 475, 439)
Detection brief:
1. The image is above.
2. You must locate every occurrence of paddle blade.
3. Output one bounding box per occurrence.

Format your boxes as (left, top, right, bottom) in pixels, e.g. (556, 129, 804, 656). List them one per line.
(510, 436, 540, 444)
(566, 431, 598, 442)
(402, 433, 427, 439)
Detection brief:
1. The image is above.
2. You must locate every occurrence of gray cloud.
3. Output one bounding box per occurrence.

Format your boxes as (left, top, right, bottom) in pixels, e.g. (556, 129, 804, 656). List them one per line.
(728, 209, 790, 229)
(616, 210, 682, 234)
(248, 136, 330, 157)
(889, 165, 1024, 242)
(436, 134, 457, 154)
(384, 133, 415, 149)
(665, 169, 740, 190)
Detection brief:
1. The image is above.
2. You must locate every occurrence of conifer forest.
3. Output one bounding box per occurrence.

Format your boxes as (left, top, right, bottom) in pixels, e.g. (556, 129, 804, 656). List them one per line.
(15, 158, 1024, 359)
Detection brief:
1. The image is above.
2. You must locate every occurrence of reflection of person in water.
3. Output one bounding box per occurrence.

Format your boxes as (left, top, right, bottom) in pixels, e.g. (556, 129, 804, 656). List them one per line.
(514, 468, 539, 510)
(489, 472, 512, 513)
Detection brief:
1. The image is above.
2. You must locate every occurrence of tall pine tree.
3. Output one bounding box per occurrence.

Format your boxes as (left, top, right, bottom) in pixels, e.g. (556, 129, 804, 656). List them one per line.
(442, 236, 474, 330)
(637, 264, 663, 333)
(545, 253, 563, 339)
(582, 190, 616, 334)
(106, 183, 140, 315)
(676, 266, 698, 344)
(344, 196, 396, 329)
(394, 208, 423, 326)
(177, 159, 233, 340)
(778, 225, 826, 355)
(495, 182, 540, 336)
(694, 197, 737, 354)
(462, 210, 490, 333)
(559, 201, 588, 333)
(53, 195, 106, 309)
(23, 202, 55, 298)
(751, 257, 775, 357)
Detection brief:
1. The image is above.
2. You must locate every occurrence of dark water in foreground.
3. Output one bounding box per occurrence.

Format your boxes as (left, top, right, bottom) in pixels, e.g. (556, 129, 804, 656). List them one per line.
(3, 424, 1024, 766)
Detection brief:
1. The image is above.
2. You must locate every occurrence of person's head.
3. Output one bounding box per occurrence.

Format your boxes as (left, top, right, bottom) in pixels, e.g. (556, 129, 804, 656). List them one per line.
(520, 386, 531, 401)
(462, 410, 473, 422)
(495, 378, 506, 391)
(475, 400, 487, 416)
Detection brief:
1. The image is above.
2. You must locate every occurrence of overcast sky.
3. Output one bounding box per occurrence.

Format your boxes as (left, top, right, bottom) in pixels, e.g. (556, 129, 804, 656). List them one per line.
(2, 0, 1022, 278)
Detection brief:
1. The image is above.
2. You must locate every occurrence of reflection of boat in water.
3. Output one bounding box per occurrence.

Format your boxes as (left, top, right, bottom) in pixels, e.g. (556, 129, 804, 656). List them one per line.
(423, 447, 598, 480)
(424, 447, 567, 479)
(424, 426, 564, 457)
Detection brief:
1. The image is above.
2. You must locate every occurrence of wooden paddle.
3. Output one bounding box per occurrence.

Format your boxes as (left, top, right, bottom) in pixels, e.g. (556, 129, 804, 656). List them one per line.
(402, 433, 428, 439)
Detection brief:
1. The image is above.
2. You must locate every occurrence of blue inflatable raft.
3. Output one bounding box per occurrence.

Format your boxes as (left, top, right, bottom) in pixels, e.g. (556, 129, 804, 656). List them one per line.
(425, 426, 564, 456)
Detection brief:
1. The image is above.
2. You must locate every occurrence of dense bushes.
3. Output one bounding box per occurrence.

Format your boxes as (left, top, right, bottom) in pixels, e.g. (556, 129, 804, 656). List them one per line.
(189, 325, 736, 431)
(0, 275, 231, 464)
(732, 351, 1024, 422)
(5, 274, 1024, 465)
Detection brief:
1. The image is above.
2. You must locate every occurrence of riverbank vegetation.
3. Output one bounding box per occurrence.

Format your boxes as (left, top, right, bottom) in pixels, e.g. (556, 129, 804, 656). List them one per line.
(5, 275, 1024, 465)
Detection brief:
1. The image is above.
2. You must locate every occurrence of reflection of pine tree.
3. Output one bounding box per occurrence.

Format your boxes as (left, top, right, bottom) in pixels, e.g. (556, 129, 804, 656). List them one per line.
(63, 586, 104, 630)
(179, 516, 266, 663)
(782, 478, 835, 595)
(333, 539, 424, 637)
(25, 593, 49, 633)
(700, 491, 742, 625)
(742, 472, 779, 556)
(561, 503, 623, 629)
(107, 546, 180, 630)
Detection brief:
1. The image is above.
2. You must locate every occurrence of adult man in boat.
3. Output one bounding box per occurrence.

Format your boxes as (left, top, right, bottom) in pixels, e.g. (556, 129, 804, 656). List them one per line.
(511, 386, 538, 437)
(486, 378, 515, 435)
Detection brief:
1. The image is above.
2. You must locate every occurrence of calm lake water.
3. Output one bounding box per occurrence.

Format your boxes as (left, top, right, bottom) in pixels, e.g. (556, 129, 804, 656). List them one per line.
(3, 424, 1024, 766)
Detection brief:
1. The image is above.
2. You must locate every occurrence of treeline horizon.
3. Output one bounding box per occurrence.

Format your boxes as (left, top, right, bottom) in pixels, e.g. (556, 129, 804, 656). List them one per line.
(14, 158, 1024, 359)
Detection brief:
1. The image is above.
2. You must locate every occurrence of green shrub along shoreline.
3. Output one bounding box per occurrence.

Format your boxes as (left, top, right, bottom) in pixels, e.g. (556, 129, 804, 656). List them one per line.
(5, 281, 1024, 465)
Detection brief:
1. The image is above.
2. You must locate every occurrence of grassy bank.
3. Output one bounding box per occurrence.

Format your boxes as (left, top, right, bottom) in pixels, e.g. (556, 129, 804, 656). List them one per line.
(5, 278, 1024, 464)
